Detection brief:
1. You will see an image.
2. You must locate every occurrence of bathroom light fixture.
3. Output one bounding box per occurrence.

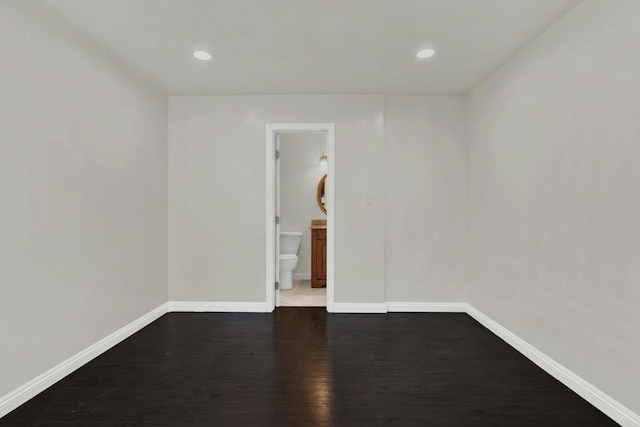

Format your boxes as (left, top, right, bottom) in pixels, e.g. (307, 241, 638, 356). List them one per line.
(416, 48, 436, 59)
(319, 154, 327, 168)
(193, 50, 212, 61)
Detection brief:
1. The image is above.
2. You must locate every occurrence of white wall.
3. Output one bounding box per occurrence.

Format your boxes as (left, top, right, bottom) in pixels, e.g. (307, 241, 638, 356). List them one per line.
(467, 0, 640, 414)
(168, 95, 470, 306)
(169, 96, 385, 304)
(279, 133, 327, 277)
(0, 2, 168, 399)
(384, 97, 467, 302)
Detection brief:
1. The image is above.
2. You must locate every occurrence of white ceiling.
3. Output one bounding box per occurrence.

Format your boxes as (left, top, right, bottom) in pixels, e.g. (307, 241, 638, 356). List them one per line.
(38, 0, 581, 95)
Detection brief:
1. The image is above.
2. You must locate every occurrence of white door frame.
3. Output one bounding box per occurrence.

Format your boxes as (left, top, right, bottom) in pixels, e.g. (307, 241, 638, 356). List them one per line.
(265, 123, 335, 313)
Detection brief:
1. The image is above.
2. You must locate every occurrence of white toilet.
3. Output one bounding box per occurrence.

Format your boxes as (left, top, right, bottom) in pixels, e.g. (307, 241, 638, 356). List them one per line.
(279, 231, 302, 290)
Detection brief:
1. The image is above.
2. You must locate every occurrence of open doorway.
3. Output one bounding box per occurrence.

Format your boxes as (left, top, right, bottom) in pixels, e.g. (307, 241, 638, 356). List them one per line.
(279, 133, 326, 307)
(265, 124, 335, 312)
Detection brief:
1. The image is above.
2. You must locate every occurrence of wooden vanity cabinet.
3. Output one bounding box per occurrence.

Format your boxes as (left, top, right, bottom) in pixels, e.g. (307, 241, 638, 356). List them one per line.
(310, 228, 326, 288)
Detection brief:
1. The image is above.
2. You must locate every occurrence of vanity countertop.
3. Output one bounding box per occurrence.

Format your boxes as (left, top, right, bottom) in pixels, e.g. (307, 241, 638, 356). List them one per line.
(310, 219, 327, 229)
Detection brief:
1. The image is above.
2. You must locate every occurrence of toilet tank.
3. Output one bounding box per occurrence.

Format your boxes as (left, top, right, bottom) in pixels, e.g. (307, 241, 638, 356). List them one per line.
(280, 232, 303, 255)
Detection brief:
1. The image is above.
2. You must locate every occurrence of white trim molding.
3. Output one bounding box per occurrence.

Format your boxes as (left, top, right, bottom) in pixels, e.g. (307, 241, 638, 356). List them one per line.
(386, 302, 467, 312)
(265, 123, 336, 314)
(292, 273, 311, 280)
(0, 303, 169, 418)
(2, 301, 637, 426)
(464, 304, 640, 427)
(168, 301, 267, 313)
(333, 303, 388, 313)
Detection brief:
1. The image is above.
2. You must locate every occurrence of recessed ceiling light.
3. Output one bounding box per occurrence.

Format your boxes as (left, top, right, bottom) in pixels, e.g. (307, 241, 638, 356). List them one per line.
(416, 48, 436, 59)
(193, 50, 212, 61)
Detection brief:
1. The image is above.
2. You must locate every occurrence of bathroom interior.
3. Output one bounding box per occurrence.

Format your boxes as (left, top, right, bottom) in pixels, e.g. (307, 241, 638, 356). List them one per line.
(278, 132, 327, 307)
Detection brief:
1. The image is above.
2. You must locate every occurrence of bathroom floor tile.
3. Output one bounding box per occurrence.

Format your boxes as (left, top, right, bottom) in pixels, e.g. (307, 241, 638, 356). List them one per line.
(280, 280, 326, 307)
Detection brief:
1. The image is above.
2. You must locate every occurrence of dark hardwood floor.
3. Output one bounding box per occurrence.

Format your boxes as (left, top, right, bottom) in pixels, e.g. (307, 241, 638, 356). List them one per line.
(2, 308, 618, 426)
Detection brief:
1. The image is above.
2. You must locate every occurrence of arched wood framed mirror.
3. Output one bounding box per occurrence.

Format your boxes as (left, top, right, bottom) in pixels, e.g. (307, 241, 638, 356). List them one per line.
(317, 174, 327, 215)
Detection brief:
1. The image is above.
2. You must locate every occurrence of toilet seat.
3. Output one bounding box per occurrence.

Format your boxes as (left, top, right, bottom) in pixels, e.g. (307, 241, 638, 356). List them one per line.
(279, 254, 298, 261)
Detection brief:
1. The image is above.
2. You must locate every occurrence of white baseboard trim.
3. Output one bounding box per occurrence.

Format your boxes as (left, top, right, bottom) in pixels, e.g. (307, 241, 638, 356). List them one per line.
(3, 300, 637, 426)
(168, 301, 267, 313)
(292, 273, 311, 280)
(0, 303, 169, 418)
(465, 303, 640, 427)
(333, 303, 388, 313)
(386, 302, 467, 312)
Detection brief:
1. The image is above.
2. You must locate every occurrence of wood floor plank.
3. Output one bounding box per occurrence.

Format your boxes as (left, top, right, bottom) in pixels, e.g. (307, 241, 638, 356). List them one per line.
(1, 308, 618, 426)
